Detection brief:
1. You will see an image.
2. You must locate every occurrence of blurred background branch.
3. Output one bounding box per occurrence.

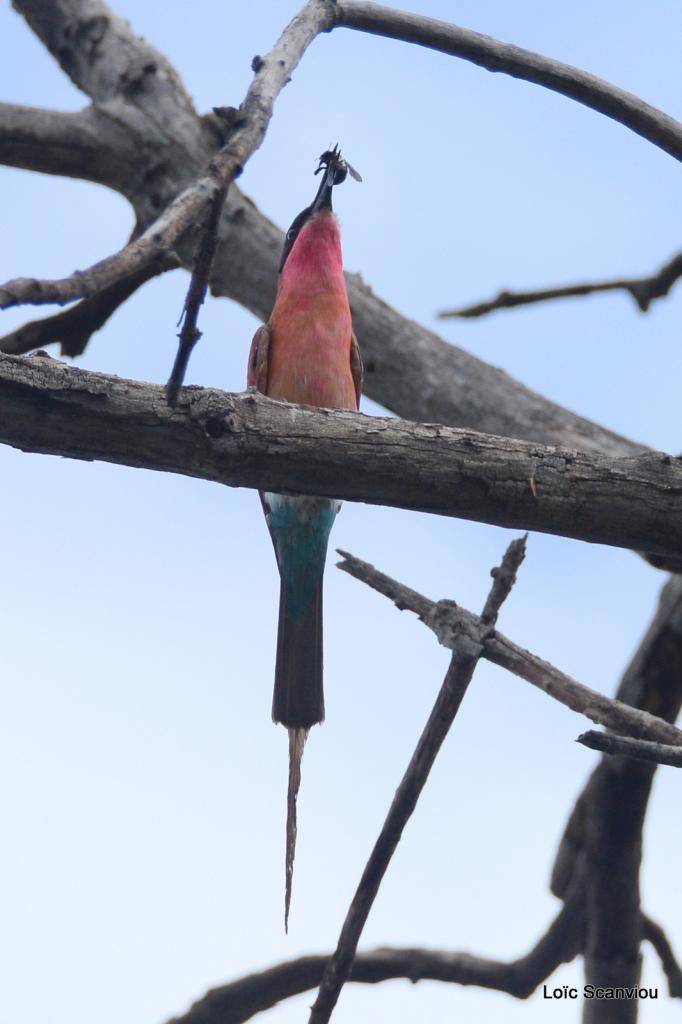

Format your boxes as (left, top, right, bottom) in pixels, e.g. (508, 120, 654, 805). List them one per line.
(438, 251, 682, 320)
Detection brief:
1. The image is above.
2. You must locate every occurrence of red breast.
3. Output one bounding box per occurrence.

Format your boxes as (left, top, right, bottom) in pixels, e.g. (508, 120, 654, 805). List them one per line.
(267, 211, 356, 411)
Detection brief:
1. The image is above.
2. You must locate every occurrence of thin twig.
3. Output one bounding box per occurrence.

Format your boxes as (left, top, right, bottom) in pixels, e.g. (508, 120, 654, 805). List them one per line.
(336, 550, 682, 747)
(308, 538, 526, 1024)
(438, 252, 682, 320)
(336, 1, 682, 162)
(480, 534, 527, 626)
(166, 183, 227, 404)
(577, 730, 682, 767)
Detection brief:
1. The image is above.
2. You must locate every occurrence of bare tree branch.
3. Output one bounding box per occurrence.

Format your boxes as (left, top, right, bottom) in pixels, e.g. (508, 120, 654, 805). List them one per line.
(308, 539, 526, 1024)
(578, 730, 682, 768)
(0, 203, 174, 308)
(336, 2, 682, 162)
(438, 252, 682, 320)
(2, 353, 682, 562)
(168, 899, 582, 1024)
(336, 550, 682, 747)
(0, 253, 178, 357)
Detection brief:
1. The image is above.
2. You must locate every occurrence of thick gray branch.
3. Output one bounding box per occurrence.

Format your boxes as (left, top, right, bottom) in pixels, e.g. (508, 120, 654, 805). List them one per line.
(1, 353, 682, 562)
(336, 550, 682, 747)
(12, 0, 201, 119)
(0, 101, 140, 187)
(581, 751, 649, 1021)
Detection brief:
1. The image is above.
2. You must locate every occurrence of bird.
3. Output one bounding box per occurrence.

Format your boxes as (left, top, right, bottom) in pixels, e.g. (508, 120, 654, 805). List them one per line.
(247, 146, 362, 930)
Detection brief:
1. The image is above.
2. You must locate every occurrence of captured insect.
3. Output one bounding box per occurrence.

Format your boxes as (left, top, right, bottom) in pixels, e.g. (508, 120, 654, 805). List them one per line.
(315, 144, 363, 185)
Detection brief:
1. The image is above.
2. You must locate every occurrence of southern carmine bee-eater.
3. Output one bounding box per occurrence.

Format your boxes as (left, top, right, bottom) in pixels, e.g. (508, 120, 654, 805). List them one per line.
(247, 146, 362, 929)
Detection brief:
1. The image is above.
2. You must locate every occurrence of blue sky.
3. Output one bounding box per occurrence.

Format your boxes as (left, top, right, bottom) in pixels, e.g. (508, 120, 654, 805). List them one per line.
(1, 2, 681, 1023)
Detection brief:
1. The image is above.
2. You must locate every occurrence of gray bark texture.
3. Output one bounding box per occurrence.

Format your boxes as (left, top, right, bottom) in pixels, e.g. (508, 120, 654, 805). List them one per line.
(2, 352, 681, 562)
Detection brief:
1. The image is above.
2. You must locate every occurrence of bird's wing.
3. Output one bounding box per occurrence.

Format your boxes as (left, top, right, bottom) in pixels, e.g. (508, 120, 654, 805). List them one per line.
(350, 330, 363, 408)
(247, 323, 274, 526)
(247, 322, 271, 393)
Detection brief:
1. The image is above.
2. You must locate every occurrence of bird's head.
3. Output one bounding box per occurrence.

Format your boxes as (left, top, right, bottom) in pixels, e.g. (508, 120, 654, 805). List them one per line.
(278, 146, 361, 274)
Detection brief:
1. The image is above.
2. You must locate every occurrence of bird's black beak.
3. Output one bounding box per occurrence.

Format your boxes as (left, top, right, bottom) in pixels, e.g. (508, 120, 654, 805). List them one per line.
(311, 145, 348, 214)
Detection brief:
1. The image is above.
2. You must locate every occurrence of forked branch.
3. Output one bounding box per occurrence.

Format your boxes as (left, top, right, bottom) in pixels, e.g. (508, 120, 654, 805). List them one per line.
(307, 538, 526, 1023)
(336, 550, 682, 746)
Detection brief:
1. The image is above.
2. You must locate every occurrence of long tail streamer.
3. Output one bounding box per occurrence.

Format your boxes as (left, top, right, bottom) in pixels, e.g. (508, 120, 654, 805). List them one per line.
(285, 726, 308, 932)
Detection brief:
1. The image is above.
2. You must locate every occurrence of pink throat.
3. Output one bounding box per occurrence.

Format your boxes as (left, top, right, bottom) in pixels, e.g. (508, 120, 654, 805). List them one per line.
(280, 211, 345, 292)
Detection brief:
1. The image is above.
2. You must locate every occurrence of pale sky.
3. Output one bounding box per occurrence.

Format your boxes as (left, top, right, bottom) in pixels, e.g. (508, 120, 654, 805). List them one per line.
(1, 3, 681, 1023)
